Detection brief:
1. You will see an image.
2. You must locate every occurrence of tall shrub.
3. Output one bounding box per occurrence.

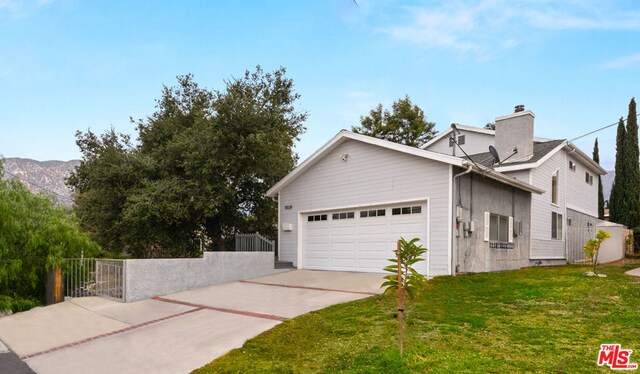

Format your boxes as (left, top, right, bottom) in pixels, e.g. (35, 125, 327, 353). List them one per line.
(593, 138, 605, 220)
(0, 160, 100, 311)
(609, 118, 626, 224)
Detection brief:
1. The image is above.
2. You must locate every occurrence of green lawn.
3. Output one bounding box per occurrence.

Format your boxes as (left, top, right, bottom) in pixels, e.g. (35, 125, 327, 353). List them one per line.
(194, 263, 640, 373)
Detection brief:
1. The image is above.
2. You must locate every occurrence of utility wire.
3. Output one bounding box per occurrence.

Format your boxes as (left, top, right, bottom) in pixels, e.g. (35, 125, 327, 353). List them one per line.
(3, 169, 69, 200)
(570, 113, 640, 142)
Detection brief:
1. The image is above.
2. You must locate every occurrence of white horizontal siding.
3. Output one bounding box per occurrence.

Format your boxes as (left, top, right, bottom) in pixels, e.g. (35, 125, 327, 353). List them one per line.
(565, 155, 598, 216)
(279, 139, 451, 276)
(504, 170, 530, 184)
(530, 151, 566, 258)
(426, 130, 495, 156)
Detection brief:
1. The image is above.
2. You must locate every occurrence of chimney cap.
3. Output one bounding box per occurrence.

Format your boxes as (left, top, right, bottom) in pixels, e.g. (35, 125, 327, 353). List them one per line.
(514, 104, 525, 113)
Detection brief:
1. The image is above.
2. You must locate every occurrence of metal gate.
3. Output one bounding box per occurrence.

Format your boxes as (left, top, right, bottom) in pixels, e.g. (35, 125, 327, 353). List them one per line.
(63, 258, 126, 302)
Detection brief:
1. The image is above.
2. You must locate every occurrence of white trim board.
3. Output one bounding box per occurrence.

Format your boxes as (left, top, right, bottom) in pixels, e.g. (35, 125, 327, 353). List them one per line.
(297, 197, 431, 214)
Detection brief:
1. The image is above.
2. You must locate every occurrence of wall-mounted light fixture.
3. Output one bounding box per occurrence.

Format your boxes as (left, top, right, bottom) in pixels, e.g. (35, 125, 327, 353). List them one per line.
(340, 153, 349, 161)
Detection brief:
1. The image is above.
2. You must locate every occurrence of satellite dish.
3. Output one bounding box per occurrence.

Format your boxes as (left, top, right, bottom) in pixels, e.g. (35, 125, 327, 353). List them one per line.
(450, 123, 461, 134)
(489, 145, 501, 164)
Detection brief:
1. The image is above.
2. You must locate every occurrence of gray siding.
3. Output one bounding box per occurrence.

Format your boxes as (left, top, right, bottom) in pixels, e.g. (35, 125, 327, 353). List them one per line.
(454, 171, 531, 273)
(530, 151, 566, 259)
(504, 170, 530, 184)
(278, 139, 452, 276)
(426, 130, 495, 156)
(566, 208, 598, 263)
(566, 155, 599, 216)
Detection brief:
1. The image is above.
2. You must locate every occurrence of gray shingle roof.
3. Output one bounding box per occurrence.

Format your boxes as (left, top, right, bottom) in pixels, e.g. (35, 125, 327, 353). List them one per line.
(465, 139, 565, 168)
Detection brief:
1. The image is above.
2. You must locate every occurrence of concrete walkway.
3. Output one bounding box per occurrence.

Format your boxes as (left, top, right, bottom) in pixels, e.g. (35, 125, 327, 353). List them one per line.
(0, 270, 384, 374)
(625, 267, 640, 277)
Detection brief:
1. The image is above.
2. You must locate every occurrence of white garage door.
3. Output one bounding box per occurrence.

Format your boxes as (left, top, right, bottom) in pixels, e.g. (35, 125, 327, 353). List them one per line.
(303, 201, 428, 273)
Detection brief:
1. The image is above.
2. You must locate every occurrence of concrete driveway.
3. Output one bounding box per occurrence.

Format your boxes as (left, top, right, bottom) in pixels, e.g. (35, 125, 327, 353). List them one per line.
(0, 270, 384, 374)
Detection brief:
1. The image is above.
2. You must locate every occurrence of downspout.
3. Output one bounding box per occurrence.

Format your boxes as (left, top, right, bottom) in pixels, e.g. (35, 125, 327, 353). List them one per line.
(452, 163, 473, 274)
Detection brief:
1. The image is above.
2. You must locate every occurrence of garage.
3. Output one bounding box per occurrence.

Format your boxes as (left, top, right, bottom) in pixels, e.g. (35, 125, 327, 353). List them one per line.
(302, 201, 429, 274)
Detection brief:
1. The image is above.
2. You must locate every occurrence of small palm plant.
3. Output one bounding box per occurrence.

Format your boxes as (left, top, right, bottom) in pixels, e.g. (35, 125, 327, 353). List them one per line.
(382, 237, 428, 355)
(582, 229, 611, 274)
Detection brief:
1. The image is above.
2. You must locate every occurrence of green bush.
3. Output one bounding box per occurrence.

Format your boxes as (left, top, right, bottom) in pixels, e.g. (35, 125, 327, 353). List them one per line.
(0, 160, 101, 312)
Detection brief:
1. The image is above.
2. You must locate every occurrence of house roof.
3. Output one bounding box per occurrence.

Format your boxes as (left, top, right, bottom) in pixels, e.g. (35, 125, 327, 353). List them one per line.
(419, 124, 551, 150)
(423, 123, 606, 175)
(466, 139, 566, 168)
(464, 139, 607, 175)
(266, 130, 544, 197)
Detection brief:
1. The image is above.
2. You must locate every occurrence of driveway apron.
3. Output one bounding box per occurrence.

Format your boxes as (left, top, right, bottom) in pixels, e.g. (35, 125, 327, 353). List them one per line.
(0, 270, 384, 374)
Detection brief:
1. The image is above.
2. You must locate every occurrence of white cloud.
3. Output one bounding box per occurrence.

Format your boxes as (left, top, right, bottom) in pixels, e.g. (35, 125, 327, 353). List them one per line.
(601, 53, 640, 69)
(375, 0, 640, 57)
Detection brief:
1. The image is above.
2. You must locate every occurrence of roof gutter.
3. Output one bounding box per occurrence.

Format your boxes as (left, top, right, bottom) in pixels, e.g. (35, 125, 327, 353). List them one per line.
(565, 142, 607, 175)
(468, 162, 545, 194)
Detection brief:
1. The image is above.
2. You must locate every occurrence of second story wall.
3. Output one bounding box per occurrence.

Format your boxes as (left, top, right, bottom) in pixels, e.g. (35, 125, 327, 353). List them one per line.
(565, 154, 599, 216)
(530, 150, 566, 258)
(426, 130, 495, 156)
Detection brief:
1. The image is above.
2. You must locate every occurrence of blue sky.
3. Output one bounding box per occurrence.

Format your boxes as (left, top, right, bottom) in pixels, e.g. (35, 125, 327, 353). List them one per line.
(1, 0, 639, 170)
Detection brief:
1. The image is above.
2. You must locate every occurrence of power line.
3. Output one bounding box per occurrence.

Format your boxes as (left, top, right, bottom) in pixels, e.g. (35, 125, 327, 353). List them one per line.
(570, 113, 640, 142)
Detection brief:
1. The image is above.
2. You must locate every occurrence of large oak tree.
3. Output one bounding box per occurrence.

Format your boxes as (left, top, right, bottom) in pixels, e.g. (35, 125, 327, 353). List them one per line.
(67, 67, 307, 257)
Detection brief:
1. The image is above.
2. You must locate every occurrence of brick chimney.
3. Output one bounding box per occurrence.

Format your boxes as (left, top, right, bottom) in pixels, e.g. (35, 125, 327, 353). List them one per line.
(494, 105, 534, 163)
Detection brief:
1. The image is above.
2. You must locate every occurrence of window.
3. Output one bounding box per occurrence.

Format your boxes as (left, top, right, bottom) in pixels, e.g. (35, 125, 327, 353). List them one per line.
(551, 170, 559, 205)
(392, 206, 422, 215)
(332, 211, 354, 220)
(569, 161, 576, 172)
(585, 172, 593, 185)
(308, 214, 327, 222)
(551, 212, 563, 239)
(488, 213, 510, 242)
(449, 134, 465, 146)
(360, 209, 386, 218)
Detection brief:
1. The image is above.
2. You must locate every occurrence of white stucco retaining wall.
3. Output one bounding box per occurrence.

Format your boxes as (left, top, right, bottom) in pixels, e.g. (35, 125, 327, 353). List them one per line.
(123, 252, 284, 302)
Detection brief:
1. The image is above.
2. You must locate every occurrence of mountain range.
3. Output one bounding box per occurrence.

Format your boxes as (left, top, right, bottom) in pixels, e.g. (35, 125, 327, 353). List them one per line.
(1, 157, 616, 208)
(2, 158, 80, 207)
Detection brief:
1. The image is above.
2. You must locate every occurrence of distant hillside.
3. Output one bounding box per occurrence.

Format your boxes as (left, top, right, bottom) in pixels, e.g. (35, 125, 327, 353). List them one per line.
(602, 170, 614, 202)
(2, 158, 80, 207)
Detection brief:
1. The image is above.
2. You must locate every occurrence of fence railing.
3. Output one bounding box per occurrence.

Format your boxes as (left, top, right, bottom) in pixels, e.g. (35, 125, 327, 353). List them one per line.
(96, 260, 126, 302)
(235, 232, 275, 252)
(64, 258, 97, 298)
(63, 258, 126, 302)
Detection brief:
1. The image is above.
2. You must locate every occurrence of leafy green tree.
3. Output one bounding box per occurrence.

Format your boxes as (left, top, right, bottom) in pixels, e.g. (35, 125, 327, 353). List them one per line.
(593, 138, 605, 219)
(484, 122, 496, 130)
(609, 117, 626, 224)
(0, 159, 100, 312)
(352, 96, 437, 147)
(66, 129, 140, 254)
(68, 66, 307, 257)
(582, 230, 611, 274)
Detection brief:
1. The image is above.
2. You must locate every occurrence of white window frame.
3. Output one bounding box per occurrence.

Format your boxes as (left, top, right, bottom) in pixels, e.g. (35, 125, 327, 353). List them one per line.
(551, 211, 563, 240)
(484, 212, 513, 243)
(551, 169, 559, 205)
